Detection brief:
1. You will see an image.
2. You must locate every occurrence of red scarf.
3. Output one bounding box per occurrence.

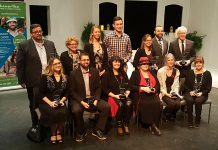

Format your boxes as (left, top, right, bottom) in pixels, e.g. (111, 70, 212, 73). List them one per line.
(139, 70, 156, 92)
(108, 97, 118, 117)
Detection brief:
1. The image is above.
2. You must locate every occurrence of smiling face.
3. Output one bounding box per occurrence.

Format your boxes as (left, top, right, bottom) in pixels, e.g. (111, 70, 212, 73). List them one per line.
(30, 26, 43, 41)
(52, 59, 62, 73)
(112, 60, 121, 70)
(144, 36, 152, 48)
(140, 63, 149, 72)
(195, 61, 203, 71)
(92, 27, 101, 41)
(166, 56, 175, 68)
(67, 40, 78, 53)
(79, 55, 90, 69)
(178, 31, 186, 41)
(8, 21, 17, 31)
(113, 19, 123, 33)
(154, 26, 164, 39)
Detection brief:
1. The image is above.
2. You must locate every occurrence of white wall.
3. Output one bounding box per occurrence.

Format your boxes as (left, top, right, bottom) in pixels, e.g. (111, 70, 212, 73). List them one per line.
(189, 0, 218, 88)
(24, 0, 92, 54)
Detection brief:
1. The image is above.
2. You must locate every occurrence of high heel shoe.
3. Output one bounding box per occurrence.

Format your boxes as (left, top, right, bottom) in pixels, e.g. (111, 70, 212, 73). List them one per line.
(123, 126, 130, 135)
(50, 135, 56, 144)
(117, 127, 124, 136)
(56, 134, 63, 143)
(152, 126, 162, 136)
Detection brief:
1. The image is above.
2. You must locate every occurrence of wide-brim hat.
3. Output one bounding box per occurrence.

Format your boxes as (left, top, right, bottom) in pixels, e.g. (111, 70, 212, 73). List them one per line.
(139, 57, 151, 66)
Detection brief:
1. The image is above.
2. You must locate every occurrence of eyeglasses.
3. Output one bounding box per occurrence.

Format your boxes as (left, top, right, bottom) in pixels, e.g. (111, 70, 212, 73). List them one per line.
(32, 30, 43, 34)
(53, 62, 61, 66)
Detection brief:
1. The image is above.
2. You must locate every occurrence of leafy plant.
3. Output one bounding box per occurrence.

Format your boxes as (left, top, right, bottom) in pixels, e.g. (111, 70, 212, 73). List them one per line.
(186, 31, 206, 51)
(81, 22, 105, 45)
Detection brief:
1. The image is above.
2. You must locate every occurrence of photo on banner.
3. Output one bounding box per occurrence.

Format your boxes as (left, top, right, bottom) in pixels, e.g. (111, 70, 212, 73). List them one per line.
(0, 1, 26, 88)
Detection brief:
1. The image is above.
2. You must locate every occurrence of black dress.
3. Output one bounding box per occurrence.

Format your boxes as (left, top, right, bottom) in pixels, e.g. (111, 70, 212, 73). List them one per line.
(39, 75, 68, 126)
(130, 70, 161, 125)
(133, 49, 154, 68)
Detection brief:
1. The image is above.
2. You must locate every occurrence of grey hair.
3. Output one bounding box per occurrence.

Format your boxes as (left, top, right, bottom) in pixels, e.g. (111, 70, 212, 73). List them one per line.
(177, 26, 187, 34)
(164, 53, 175, 65)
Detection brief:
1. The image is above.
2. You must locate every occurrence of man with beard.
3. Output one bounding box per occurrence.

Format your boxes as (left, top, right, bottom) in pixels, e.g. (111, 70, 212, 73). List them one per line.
(16, 24, 57, 128)
(151, 25, 169, 69)
(68, 52, 110, 142)
(7, 18, 19, 37)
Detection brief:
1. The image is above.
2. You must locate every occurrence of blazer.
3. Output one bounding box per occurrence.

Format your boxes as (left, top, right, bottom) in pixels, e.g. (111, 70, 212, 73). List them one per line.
(151, 37, 168, 68)
(16, 38, 57, 87)
(68, 67, 101, 104)
(157, 66, 180, 99)
(84, 43, 109, 71)
(184, 69, 212, 97)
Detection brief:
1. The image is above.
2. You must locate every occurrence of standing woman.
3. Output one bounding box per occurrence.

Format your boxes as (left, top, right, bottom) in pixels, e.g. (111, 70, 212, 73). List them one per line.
(157, 53, 181, 121)
(184, 56, 212, 127)
(60, 37, 80, 76)
(133, 34, 157, 71)
(84, 25, 109, 76)
(39, 58, 68, 144)
(101, 56, 132, 136)
(130, 57, 162, 136)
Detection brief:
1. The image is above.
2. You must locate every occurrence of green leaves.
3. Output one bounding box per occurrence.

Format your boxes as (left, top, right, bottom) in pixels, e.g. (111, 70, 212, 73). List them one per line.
(186, 31, 206, 51)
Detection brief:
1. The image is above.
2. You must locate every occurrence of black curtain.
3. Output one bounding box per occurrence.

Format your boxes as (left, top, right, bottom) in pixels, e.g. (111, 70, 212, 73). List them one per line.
(124, 1, 157, 50)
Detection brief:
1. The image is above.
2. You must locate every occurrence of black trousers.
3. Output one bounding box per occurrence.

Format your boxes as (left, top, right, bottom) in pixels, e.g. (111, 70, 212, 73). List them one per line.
(27, 87, 40, 127)
(113, 97, 133, 127)
(162, 96, 180, 116)
(70, 100, 110, 135)
(185, 94, 207, 123)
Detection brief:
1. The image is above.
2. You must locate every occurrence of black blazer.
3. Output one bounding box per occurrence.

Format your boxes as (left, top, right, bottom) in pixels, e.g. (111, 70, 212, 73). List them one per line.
(184, 70, 212, 97)
(16, 38, 57, 87)
(84, 43, 109, 71)
(68, 67, 101, 104)
(151, 37, 168, 68)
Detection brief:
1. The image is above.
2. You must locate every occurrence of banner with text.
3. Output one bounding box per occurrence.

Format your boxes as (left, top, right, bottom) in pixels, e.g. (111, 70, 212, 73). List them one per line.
(0, 2, 26, 88)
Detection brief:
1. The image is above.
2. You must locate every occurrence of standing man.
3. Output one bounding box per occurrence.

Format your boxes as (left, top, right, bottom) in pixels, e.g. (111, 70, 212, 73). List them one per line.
(104, 16, 132, 63)
(168, 26, 196, 78)
(16, 24, 57, 128)
(68, 52, 110, 142)
(152, 25, 168, 69)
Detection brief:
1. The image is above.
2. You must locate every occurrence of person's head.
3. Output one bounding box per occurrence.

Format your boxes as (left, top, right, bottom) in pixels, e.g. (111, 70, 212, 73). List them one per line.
(140, 34, 152, 50)
(154, 25, 164, 39)
(112, 16, 123, 33)
(65, 36, 79, 53)
(164, 53, 175, 68)
(177, 26, 187, 41)
(89, 25, 101, 44)
(30, 24, 43, 42)
(79, 52, 90, 69)
(194, 56, 204, 71)
(7, 18, 17, 31)
(44, 57, 64, 76)
(138, 57, 150, 72)
(109, 56, 123, 73)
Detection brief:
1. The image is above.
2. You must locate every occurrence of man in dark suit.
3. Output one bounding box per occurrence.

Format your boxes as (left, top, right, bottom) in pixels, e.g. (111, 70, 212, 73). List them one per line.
(168, 26, 196, 78)
(68, 52, 110, 142)
(16, 24, 57, 127)
(152, 25, 168, 69)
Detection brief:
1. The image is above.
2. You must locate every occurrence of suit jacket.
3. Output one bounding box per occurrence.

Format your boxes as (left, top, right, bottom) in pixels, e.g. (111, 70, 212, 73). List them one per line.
(16, 38, 57, 87)
(168, 39, 196, 77)
(68, 67, 101, 104)
(84, 43, 109, 71)
(157, 66, 180, 99)
(151, 37, 168, 68)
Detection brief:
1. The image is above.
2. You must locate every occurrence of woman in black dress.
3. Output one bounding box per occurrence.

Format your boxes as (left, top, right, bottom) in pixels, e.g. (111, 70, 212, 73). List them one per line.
(39, 58, 68, 143)
(133, 34, 158, 72)
(130, 57, 162, 136)
(184, 56, 212, 128)
(84, 25, 108, 77)
(101, 56, 132, 136)
(157, 53, 181, 121)
(60, 37, 80, 76)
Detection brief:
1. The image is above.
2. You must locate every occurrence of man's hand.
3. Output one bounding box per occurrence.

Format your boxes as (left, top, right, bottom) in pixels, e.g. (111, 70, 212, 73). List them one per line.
(20, 83, 26, 88)
(185, 60, 191, 66)
(175, 61, 182, 66)
(93, 100, 98, 106)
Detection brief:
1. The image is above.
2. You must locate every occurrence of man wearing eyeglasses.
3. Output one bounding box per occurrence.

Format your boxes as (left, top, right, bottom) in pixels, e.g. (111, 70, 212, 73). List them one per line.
(16, 24, 58, 129)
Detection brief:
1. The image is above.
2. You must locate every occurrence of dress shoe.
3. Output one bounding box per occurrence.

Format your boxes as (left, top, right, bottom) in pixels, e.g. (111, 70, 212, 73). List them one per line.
(152, 126, 162, 136)
(123, 126, 130, 135)
(117, 127, 124, 136)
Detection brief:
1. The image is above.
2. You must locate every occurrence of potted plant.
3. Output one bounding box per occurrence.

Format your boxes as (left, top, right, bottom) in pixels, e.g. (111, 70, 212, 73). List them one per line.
(186, 31, 206, 51)
(81, 22, 105, 45)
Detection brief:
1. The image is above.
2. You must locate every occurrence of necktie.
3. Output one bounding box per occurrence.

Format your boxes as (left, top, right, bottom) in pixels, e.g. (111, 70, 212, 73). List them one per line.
(181, 41, 185, 55)
(158, 39, 163, 55)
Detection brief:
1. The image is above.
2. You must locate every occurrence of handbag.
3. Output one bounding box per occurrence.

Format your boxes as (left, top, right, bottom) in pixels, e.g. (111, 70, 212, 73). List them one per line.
(26, 126, 41, 143)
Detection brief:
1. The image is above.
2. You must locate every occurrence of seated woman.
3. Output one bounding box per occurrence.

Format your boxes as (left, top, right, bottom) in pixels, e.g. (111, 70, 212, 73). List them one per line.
(60, 36, 80, 76)
(101, 56, 133, 136)
(184, 56, 212, 128)
(39, 58, 68, 144)
(157, 53, 181, 121)
(84, 25, 109, 76)
(133, 34, 158, 72)
(130, 57, 162, 136)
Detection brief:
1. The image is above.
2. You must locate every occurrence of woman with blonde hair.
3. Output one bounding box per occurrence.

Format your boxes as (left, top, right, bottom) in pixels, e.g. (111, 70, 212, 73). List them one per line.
(84, 25, 108, 76)
(60, 36, 81, 76)
(39, 57, 68, 144)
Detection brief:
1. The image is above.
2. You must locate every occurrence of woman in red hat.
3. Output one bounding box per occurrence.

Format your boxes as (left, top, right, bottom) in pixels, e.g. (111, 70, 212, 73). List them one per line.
(130, 57, 162, 136)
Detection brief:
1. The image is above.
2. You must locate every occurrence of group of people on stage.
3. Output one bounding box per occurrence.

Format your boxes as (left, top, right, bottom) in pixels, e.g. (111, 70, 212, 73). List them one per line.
(16, 16, 212, 144)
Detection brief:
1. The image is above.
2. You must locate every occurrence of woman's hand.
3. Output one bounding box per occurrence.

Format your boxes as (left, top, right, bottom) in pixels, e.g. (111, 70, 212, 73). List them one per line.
(114, 95, 121, 100)
(196, 92, 203, 97)
(59, 101, 65, 106)
(141, 87, 151, 93)
(190, 91, 196, 96)
(49, 101, 58, 108)
(99, 69, 105, 76)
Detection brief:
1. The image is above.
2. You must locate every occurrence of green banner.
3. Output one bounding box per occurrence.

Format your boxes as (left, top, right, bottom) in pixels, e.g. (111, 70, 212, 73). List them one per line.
(0, 2, 26, 88)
